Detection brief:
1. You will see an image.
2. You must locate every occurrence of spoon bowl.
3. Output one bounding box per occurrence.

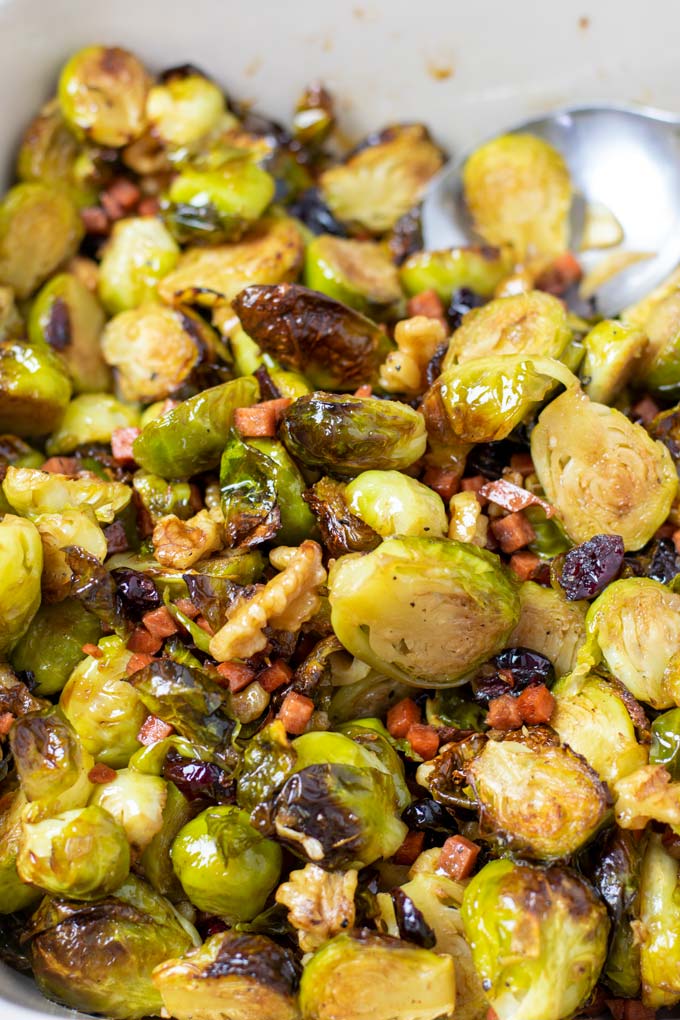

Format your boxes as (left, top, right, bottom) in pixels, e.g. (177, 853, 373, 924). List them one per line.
(422, 104, 680, 317)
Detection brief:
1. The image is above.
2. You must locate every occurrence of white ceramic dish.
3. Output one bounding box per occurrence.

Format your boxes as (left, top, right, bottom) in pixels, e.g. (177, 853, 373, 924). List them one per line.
(1, 0, 679, 1016)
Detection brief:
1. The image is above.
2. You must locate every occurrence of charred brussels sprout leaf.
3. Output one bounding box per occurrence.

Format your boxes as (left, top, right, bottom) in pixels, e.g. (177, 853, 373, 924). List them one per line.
(58, 45, 150, 147)
(400, 245, 511, 302)
(248, 438, 317, 545)
(166, 162, 275, 244)
(0, 183, 83, 298)
(304, 234, 404, 320)
(3, 465, 130, 523)
(237, 721, 297, 813)
(0, 514, 42, 657)
(461, 860, 609, 1020)
(11, 599, 101, 696)
(531, 386, 677, 550)
(639, 832, 680, 1008)
(46, 393, 140, 456)
(298, 930, 455, 1020)
(98, 217, 180, 315)
(219, 430, 279, 547)
(345, 470, 448, 538)
(592, 829, 644, 998)
(233, 283, 392, 390)
(27, 875, 198, 1019)
(328, 536, 519, 687)
(0, 341, 72, 436)
(153, 929, 300, 1020)
(10, 708, 93, 814)
(303, 476, 382, 557)
(281, 392, 426, 475)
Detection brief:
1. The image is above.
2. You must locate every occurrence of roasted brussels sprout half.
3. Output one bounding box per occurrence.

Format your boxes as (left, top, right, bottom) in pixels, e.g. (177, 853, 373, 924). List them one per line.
(0, 514, 42, 657)
(16, 99, 97, 207)
(329, 536, 519, 687)
(651, 708, 680, 778)
(400, 245, 511, 302)
(247, 437, 318, 545)
(639, 831, 680, 1008)
(580, 319, 649, 404)
(319, 124, 444, 234)
(463, 133, 572, 259)
(281, 392, 426, 474)
(531, 386, 677, 549)
(90, 768, 167, 852)
(0, 183, 83, 298)
(335, 719, 411, 812)
(98, 216, 180, 315)
(461, 859, 609, 1020)
(299, 930, 455, 1020)
(0, 285, 23, 342)
(27, 875, 199, 1019)
(10, 708, 93, 814)
(592, 828, 644, 999)
(233, 283, 392, 390)
(0, 340, 72, 436)
(442, 290, 572, 370)
(28, 272, 111, 393)
(3, 465, 130, 523)
(345, 469, 448, 538)
(10, 599, 101, 696)
(46, 392, 140, 455)
(465, 734, 609, 859)
(508, 580, 587, 678)
(303, 476, 382, 557)
(153, 930, 300, 1020)
(0, 790, 41, 914)
(171, 805, 281, 921)
(304, 234, 404, 319)
(58, 45, 150, 147)
(35, 508, 108, 599)
(622, 280, 680, 396)
(167, 161, 275, 244)
(146, 70, 226, 147)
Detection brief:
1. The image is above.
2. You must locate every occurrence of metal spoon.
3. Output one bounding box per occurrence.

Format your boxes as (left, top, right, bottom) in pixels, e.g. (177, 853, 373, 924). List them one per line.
(422, 103, 680, 317)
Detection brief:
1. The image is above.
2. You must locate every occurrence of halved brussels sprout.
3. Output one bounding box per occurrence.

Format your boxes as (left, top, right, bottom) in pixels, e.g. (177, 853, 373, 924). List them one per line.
(18, 804, 130, 899)
(60, 635, 146, 768)
(35, 508, 108, 599)
(133, 470, 198, 523)
(11, 599, 101, 696)
(10, 708, 94, 814)
(98, 217, 180, 315)
(304, 476, 382, 557)
(0, 514, 42, 656)
(138, 781, 194, 900)
(463, 133, 572, 259)
(304, 234, 404, 319)
(132, 376, 258, 477)
(0, 285, 23, 342)
(592, 829, 643, 999)
(58, 45, 149, 147)
(507, 581, 587, 678)
(90, 769, 167, 852)
(651, 708, 680, 778)
(465, 734, 609, 859)
(16, 99, 97, 207)
(345, 470, 447, 538)
(319, 124, 444, 234)
(335, 719, 411, 812)
(639, 831, 680, 1008)
(157, 216, 305, 307)
(442, 290, 572, 370)
(0, 183, 83, 298)
(171, 805, 281, 921)
(247, 437, 317, 545)
(461, 859, 608, 1020)
(578, 577, 680, 709)
(281, 392, 425, 474)
(28, 875, 199, 1019)
(146, 70, 226, 147)
(3, 465, 130, 523)
(400, 245, 512, 302)
(329, 536, 519, 687)
(0, 340, 72, 436)
(580, 319, 648, 404)
(46, 392, 140, 455)
(531, 386, 677, 550)
(28, 272, 111, 393)
(166, 162, 275, 244)
(0, 790, 42, 914)
(299, 930, 455, 1020)
(153, 930, 299, 1020)
(623, 283, 680, 396)
(233, 283, 392, 390)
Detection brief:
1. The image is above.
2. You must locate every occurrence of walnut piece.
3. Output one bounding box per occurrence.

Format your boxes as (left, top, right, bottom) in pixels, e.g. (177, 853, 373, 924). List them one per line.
(152, 509, 222, 569)
(614, 764, 680, 830)
(380, 315, 448, 394)
(275, 863, 358, 952)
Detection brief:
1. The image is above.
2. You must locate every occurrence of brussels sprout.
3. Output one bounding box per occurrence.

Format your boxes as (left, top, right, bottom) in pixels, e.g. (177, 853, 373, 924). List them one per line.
(336, 719, 411, 812)
(426, 688, 487, 732)
(531, 386, 677, 550)
(399, 245, 512, 302)
(0, 285, 25, 342)
(98, 217, 180, 315)
(18, 804, 130, 899)
(442, 290, 572, 370)
(158, 216, 305, 307)
(578, 577, 680, 708)
(507, 580, 587, 678)
(622, 283, 680, 396)
(651, 708, 680, 778)
(319, 124, 444, 234)
(329, 536, 519, 687)
(138, 781, 195, 900)
(248, 438, 317, 545)
(461, 859, 608, 1020)
(28, 874, 199, 1019)
(639, 832, 680, 1007)
(171, 805, 281, 920)
(35, 508, 107, 599)
(551, 673, 648, 784)
(90, 768, 167, 852)
(28, 272, 111, 393)
(11, 599, 101, 696)
(218, 429, 280, 548)
(592, 828, 643, 998)
(166, 162, 275, 244)
(236, 720, 298, 813)
(304, 476, 382, 557)
(146, 70, 226, 147)
(58, 45, 149, 147)
(463, 133, 572, 259)
(0, 514, 42, 657)
(46, 392, 140, 455)
(580, 319, 649, 404)
(16, 99, 97, 206)
(0, 340, 72, 436)
(345, 470, 447, 538)
(281, 392, 425, 475)
(10, 709, 93, 814)
(233, 283, 393, 390)
(153, 929, 299, 1020)
(133, 470, 198, 524)
(133, 375, 258, 477)
(465, 734, 609, 859)
(60, 635, 146, 767)
(299, 930, 454, 1020)
(3, 465, 130, 523)
(304, 234, 404, 319)
(0, 183, 83, 298)
(0, 790, 41, 914)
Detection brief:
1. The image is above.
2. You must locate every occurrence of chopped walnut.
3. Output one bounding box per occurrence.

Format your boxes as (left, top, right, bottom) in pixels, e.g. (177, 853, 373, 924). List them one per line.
(448, 491, 488, 547)
(209, 540, 327, 661)
(152, 509, 223, 569)
(614, 764, 680, 831)
(275, 863, 358, 952)
(66, 255, 100, 292)
(380, 315, 448, 394)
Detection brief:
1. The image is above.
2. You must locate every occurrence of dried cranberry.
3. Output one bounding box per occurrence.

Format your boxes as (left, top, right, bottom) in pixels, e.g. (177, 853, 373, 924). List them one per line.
(624, 537, 680, 585)
(466, 440, 524, 481)
(391, 889, 436, 949)
(473, 647, 554, 703)
(111, 568, 161, 617)
(447, 287, 485, 330)
(559, 534, 625, 600)
(162, 749, 235, 803)
(287, 188, 347, 237)
(199, 916, 229, 939)
(402, 798, 456, 834)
